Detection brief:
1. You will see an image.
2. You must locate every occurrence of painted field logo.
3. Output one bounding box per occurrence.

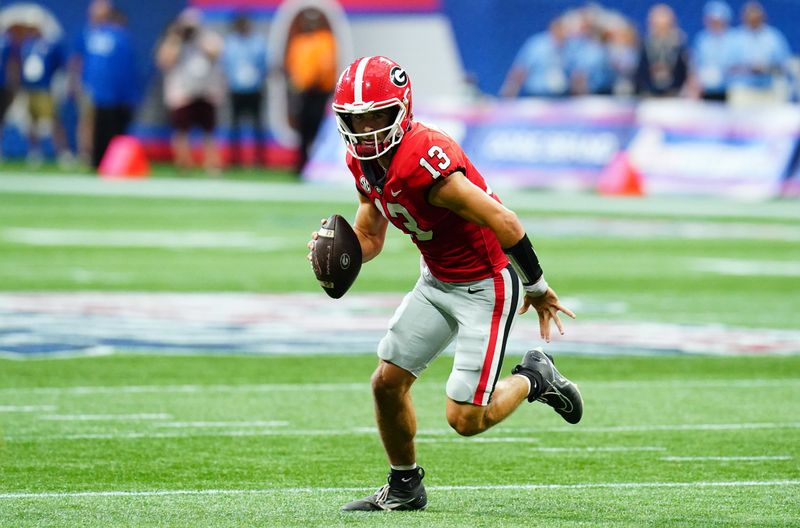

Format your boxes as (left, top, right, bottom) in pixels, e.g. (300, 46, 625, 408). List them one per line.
(2, 293, 799, 358)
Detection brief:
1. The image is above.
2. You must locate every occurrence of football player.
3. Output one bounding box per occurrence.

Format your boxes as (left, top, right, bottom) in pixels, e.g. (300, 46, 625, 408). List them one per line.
(308, 56, 582, 511)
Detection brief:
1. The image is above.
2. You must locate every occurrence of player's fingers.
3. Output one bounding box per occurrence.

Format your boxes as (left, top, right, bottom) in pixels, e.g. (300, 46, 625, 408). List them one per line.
(558, 304, 576, 319)
(518, 298, 532, 315)
(539, 312, 550, 342)
(553, 311, 565, 335)
(320, 218, 327, 226)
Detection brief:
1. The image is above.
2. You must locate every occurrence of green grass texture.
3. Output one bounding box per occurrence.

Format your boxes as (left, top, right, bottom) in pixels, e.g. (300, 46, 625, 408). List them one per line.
(1, 172, 799, 526)
(1, 174, 798, 328)
(1, 354, 799, 527)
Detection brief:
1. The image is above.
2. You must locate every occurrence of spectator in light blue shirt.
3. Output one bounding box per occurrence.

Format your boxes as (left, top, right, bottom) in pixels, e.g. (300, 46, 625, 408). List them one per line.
(727, 1, 791, 106)
(565, 32, 615, 95)
(222, 13, 268, 166)
(501, 19, 569, 98)
(691, 0, 736, 101)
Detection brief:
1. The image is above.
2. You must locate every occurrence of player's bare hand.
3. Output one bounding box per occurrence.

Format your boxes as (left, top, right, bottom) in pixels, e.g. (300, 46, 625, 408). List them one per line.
(518, 288, 576, 343)
(306, 219, 328, 262)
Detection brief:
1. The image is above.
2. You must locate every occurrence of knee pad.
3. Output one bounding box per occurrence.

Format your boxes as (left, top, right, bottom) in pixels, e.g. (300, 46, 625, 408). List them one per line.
(446, 368, 478, 403)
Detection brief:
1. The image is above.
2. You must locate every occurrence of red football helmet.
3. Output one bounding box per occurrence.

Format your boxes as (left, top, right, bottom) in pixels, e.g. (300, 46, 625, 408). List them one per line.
(332, 56, 413, 160)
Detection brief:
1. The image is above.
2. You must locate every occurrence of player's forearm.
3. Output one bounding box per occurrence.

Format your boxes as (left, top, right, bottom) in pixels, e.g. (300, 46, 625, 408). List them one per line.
(354, 228, 384, 262)
(490, 209, 526, 249)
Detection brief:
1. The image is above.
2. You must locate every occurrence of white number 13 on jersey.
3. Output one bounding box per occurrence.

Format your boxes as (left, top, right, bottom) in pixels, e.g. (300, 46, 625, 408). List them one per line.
(374, 199, 433, 241)
(419, 145, 451, 179)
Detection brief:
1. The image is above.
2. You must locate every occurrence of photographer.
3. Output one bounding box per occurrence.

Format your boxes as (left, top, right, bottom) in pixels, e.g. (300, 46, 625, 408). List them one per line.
(156, 8, 224, 174)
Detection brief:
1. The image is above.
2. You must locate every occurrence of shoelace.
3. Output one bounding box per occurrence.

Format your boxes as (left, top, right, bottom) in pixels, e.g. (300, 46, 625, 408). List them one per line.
(373, 484, 391, 505)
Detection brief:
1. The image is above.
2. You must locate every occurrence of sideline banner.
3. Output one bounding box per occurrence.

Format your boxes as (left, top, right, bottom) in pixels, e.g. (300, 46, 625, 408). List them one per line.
(305, 97, 800, 199)
(628, 100, 800, 199)
(303, 97, 637, 190)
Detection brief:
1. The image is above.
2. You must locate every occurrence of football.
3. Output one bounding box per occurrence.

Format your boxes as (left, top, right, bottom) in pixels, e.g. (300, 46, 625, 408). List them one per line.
(311, 214, 363, 299)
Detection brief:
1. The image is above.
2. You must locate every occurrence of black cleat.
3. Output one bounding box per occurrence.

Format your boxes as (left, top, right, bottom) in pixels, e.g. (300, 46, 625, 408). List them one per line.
(341, 467, 427, 511)
(511, 348, 583, 424)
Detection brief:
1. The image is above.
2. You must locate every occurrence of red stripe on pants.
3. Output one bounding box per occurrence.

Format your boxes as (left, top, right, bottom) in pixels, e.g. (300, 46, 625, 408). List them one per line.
(472, 273, 506, 405)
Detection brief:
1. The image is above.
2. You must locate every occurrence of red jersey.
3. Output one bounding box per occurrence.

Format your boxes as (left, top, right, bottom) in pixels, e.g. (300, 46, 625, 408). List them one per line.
(346, 121, 509, 283)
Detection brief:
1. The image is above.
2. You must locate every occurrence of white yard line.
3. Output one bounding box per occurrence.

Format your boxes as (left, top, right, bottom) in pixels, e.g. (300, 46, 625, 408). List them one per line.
(531, 447, 667, 452)
(0, 480, 798, 499)
(155, 421, 289, 428)
(528, 422, 800, 433)
(6, 429, 368, 441)
(0, 175, 355, 204)
(661, 456, 792, 462)
(0, 382, 370, 395)
(528, 218, 800, 241)
(2, 228, 291, 251)
(416, 437, 542, 444)
(39, 414, 172, 421)
(2, 378, 798, 396)
(5, 422, 800, 443)
(691, 258, 800, 277)
(415, 438, 666, 452)
(2, 175, 799, 220)
(0, 405, 57, 412)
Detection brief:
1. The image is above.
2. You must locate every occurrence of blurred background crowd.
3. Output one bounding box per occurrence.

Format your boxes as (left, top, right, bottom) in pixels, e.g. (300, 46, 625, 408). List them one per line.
(500, 1, 794, 104)
(0, 0, 797, 179)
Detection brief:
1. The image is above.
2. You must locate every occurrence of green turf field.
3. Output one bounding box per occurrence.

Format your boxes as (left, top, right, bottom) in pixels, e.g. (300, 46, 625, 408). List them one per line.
(1, 354, 799, 526)
(1, 172, 799, 526)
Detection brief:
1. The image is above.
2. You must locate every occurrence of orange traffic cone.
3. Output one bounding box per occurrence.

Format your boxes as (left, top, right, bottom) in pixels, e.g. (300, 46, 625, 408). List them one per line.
(98, 135, 150, 179)
(597, 151, 644, 196)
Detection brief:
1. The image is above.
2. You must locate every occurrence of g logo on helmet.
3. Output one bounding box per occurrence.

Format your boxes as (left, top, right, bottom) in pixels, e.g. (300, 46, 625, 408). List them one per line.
(390, 66, 408, 87)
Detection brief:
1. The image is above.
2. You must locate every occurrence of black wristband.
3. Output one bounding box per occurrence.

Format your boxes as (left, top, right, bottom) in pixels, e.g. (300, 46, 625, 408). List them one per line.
(504, 234, 543, 286)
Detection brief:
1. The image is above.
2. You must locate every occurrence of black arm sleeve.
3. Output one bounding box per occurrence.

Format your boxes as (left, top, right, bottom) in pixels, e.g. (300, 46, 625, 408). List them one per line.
(503, 234, 543, 286)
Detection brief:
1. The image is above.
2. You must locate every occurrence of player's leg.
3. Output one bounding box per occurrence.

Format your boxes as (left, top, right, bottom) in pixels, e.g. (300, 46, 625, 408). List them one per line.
(76, 92, 94, 166)
(342, 274, 455, 511)
(446, 375, 529, 436)
(25, 92, 43, 167)
(443, 264, 526, 435)
(251, 92, 266, 166)
(370, 360, 417, 466)
(198, 99, 220, 175)
(229, 93, 243, 166)
(444, 265, 583, 433)
(169, 105, 192, 170)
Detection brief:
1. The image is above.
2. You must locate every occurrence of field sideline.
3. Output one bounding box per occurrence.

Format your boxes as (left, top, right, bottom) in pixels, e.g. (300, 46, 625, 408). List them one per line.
(1, 173, 799, 526)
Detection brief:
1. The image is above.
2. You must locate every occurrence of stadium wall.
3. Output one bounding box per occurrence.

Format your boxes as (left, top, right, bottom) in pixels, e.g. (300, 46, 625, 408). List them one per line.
(3, 0, 800, 185)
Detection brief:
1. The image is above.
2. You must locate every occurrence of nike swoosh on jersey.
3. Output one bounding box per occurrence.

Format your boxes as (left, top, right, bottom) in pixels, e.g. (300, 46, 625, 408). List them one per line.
(391, 189, 402, 197)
